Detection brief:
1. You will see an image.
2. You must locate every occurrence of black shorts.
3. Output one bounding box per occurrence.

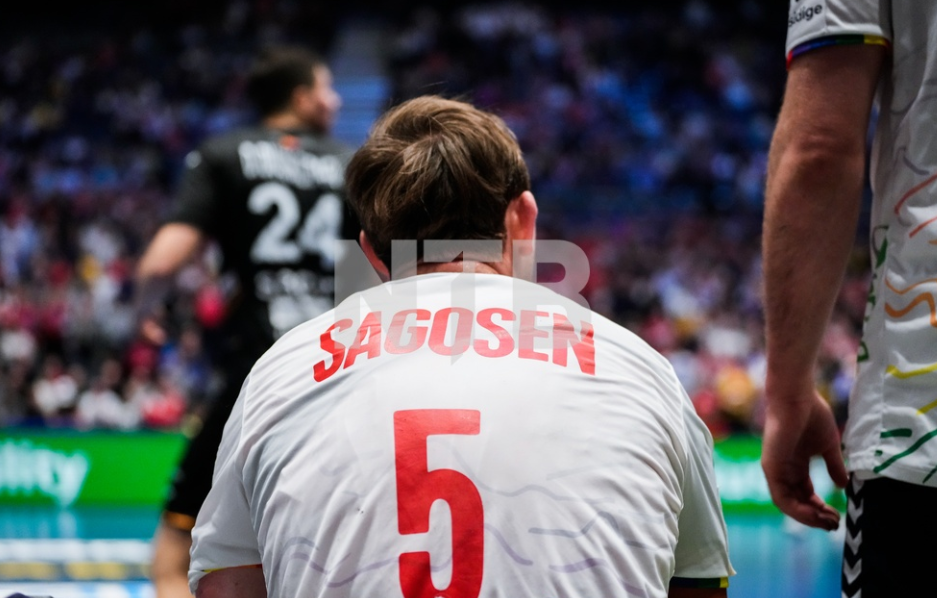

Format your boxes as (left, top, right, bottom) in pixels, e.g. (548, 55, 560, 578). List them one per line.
(842, 474, 937, 597)
(161, 371, 243, 531)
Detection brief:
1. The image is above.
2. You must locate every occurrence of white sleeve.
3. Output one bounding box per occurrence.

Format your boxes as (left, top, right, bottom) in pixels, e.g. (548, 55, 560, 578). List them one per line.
(671, 388, 735, 590)
(188, 380, 262, 594)
(786, 0, 890, 60)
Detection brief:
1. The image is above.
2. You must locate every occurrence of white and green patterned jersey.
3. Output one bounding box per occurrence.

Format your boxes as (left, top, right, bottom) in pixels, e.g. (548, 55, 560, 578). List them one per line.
(788, 0, 937, 486)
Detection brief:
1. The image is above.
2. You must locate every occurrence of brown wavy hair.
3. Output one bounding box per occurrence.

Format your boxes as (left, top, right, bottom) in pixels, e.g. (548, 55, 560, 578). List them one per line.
(345, 96, 531, 266)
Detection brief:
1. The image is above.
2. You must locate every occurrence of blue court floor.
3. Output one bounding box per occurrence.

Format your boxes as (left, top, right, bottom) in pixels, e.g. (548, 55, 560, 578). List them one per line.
(0, 507, 842, 597)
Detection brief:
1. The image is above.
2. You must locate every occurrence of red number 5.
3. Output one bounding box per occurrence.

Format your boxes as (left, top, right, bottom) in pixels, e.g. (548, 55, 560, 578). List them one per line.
(394, 409, 484, 598)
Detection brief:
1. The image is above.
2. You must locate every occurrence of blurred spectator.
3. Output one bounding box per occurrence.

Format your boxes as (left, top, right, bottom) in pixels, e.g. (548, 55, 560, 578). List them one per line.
(30, 354, 78, 424)
(0, 361, 32, 425)
(75, 358, 136, 429)
(0, 199, 39, 284)
(0, 323, 36, 365)
(158, 324, 212, 407)
(141, 375, 187, 429)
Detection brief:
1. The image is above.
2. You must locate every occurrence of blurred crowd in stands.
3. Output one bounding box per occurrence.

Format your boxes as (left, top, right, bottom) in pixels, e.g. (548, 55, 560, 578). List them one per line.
(0, 1, 870, 438)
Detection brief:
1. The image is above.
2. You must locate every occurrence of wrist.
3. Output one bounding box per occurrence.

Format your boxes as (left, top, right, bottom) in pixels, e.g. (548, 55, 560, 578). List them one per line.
(133, 275, 174, 322)
(763, 371, 817, 407)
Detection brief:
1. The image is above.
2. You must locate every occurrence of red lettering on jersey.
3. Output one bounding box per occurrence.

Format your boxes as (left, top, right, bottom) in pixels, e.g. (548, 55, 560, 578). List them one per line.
(320, 308, 597, 378)
(344, 311, 382, 369)
(518, 310, 549, 362)
(394, 409, 484, 598)
(552, 314, 596, 375)
(474, 308, 515, 358)
(313, 319, 353, 382)
(429, 308, 473, 356)
(386, 309, 431, 354)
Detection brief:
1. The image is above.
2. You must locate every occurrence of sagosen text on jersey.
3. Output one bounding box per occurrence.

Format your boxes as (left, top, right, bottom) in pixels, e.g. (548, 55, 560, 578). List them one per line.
(313, 308, 596, 381)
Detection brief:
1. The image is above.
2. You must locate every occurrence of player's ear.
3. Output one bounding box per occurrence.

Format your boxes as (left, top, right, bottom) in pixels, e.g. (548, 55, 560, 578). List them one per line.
(504, 191, 538, 242)
(503, 191, 537, 279)
(359, 231, 390, 281)
(290, 84, 312, 113)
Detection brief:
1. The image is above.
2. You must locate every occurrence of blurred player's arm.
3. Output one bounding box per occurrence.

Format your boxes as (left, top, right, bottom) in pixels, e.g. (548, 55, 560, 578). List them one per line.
(135, 146, 218, 344)
(761, 44, 885, 526)
(135, 223, 205, 344)
(140, 225, 207, 598)
(195, 566, 265, 598)
(151, 522, 198, 598)
(145, 146, 219, 597)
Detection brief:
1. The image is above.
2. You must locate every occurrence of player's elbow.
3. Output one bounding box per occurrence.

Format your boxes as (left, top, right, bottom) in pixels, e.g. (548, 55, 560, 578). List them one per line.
(800, 129, 864, 164)
(136, 255, 177, 281)
(137, 223, 205, 280)
(771, 125, 867, 189)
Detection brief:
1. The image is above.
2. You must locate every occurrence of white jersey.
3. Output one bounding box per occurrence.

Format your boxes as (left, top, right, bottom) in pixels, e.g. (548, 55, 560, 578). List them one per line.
(788, 1, 937, 486)
(189, 273, 733, 597)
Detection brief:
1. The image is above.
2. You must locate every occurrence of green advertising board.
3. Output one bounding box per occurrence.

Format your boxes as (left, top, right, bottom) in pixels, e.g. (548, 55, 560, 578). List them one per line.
(0, 430, 187, 507)
(0, 430, 844, 512)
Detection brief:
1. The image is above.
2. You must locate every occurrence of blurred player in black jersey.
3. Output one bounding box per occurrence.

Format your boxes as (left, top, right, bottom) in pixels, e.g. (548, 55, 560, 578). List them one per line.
(134, 45, 357, 598)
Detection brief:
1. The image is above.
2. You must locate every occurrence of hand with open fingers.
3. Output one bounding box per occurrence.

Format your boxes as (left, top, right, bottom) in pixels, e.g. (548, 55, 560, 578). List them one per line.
(761, 389, 848, 531)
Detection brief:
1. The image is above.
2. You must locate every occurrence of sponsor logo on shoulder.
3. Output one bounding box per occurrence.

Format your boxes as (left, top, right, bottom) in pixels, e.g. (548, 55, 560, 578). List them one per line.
(789, 1, 823, 28)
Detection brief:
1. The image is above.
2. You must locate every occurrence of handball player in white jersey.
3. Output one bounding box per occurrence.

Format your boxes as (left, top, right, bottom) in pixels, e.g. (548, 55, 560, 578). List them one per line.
(764, 2, 937, 596)
(188, 96, 734, 598)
